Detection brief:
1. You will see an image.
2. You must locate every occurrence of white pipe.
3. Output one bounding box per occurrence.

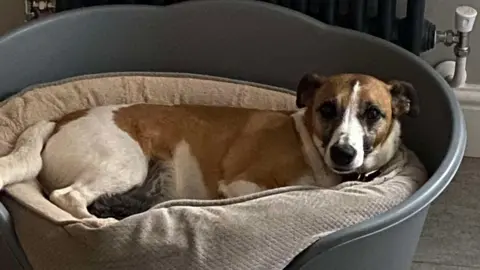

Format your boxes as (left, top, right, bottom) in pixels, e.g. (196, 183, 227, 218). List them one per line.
(448, 56, 467, 88)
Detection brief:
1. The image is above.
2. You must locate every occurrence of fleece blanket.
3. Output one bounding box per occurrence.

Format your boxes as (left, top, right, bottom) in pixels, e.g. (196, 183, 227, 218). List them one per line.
(0, 72, 427, 270)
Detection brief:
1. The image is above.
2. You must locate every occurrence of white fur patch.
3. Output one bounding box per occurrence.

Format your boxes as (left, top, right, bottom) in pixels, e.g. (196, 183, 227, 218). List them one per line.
(362, 119, 402, 172)
(312, 135, 325, 156)
(40, 105, 148, 219)
(292, 110, 324, 179)
(172, 140, 209, 200)
(325, 80, 365, 171)
(218, 180, 265, 198)
(0, 120, 55, 189)
(291, 110, 340, 187)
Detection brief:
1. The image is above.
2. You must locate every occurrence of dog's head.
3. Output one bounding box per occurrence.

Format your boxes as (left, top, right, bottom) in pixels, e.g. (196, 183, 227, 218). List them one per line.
(296, 73, 419, 175)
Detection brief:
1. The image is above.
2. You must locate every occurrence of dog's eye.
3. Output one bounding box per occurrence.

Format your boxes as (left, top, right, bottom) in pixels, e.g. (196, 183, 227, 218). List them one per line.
(317, 102, 337, 119)
(365, 107, 381, 121)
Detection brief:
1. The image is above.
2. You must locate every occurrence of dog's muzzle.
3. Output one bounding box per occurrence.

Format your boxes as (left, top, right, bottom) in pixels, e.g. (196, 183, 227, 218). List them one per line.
(330, 142, 357, 169)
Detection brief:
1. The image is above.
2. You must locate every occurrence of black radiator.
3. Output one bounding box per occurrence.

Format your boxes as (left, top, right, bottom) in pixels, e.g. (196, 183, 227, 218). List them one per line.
(53, 0, 436, 55)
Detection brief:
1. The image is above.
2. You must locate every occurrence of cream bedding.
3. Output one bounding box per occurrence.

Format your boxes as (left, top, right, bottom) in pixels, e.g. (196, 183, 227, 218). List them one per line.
(0, 72, 427, 270)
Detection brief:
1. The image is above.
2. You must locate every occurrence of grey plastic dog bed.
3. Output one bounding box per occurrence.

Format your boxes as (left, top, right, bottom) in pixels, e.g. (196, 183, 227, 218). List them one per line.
(0, 1, 466, 270)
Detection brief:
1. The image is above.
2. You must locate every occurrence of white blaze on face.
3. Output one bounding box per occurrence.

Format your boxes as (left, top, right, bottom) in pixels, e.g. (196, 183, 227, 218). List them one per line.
(325, 80, 365, 171)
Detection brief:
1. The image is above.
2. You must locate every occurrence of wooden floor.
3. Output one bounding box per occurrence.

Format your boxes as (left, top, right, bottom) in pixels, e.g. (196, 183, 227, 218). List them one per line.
(411, 157, 480, 270)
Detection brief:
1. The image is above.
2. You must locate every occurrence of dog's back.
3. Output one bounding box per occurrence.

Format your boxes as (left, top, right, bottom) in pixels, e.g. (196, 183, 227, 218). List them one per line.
(40, 104, 309, 219)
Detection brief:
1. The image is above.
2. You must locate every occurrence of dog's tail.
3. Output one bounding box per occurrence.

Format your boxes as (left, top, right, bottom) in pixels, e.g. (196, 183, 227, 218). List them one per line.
(0, 120, 56, 189)
(87, 190, 154, 220)
(87, 160, 174, 220)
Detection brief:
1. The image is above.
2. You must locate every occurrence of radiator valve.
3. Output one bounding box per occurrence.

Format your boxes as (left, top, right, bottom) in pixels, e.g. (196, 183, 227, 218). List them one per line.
(435, 6, 477, 88)
(25, 0, 56, 21)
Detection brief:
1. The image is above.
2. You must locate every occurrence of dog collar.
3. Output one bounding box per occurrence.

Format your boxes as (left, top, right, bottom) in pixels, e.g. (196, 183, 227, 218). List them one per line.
(341, 169, 381, 182)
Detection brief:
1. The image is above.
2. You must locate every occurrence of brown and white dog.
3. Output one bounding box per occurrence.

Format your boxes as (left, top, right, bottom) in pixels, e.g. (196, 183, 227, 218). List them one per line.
(38, 73, 419, 219)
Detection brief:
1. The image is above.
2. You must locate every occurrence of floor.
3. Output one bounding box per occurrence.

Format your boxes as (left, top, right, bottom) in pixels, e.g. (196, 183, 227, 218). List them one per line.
(411, 157, 480, 270)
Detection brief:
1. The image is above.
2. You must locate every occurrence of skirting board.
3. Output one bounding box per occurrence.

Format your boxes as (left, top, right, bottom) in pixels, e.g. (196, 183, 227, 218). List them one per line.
(454, 83, 480, 157)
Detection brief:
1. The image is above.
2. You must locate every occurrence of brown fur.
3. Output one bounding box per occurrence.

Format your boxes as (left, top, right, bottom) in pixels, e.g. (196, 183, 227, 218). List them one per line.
(52, 73, 417, 206)
(53, 109, 89, 134)
(301, 74, 399, 149)
(43, 73, 420, 220)
(113, 104, 310, 198)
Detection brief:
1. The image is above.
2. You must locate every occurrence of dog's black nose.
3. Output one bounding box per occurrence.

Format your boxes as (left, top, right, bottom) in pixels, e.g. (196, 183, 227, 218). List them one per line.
(330, 143, 357, 166)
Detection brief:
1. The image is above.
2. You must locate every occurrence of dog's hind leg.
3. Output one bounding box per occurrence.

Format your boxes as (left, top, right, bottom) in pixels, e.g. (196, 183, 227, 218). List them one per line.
(41, 106, 150, 219)
(49, 186, 96, 219)
(49, 171, 143, 219)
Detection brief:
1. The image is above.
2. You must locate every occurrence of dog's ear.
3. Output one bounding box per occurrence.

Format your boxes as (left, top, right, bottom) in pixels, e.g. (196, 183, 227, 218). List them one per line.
(296, 73, 326, 108)
(388, 80, 420, 118)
